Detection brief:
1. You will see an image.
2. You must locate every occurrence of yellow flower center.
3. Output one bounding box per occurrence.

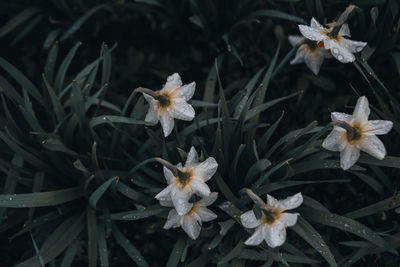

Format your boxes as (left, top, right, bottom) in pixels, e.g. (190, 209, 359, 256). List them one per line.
(347, 124, 362, 143)
(325, 26, 342, 41)
(304, 40, 319, 52)
(157, 93, 172, 108)
(176, 169, 192, 188)
(262, 209, 281, 225)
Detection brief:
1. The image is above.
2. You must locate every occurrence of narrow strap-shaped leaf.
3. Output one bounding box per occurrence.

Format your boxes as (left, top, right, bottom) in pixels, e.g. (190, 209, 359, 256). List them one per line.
(344, 193, 400, 219)
(89, 177, 116, 209)
(97, 221, 109, 267)
(166, 238, 186, 267)
(87, 208, 98, 267)
(60, 4, 106, 41)
(90, 115, 145, 128)
(54, 42, 82, 93)
(112, 223, 149, 267)
(42, 73, 65, 122)
(60, 239, 81, 267)
(0, 57, 45, 107)
(247, 9, 306, 24)
(0, 186, 84, 207)
(110, 205, 166, 220)
(291, 217, 337, 267)
(0, 7, 41, 37)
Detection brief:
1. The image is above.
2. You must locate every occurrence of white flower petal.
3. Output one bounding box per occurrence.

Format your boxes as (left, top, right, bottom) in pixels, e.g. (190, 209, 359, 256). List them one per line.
(155, 184, 173, 201)
(339, 24, 351, 37)
(276, 192, 303, 211)
(163, 73, 182, 93)
(322, 128, 347, 152)
(342, 39, 367, 53)
(182, 215, 201, 239)
(186, 146, 199, 166)
(163, 166, 175, 184)
(264, 222, 286, 248)
(194, 157, 218, 182)
(199, 192, 218, 206)
(266, 194, 279, 206)
(177, 82, 196, 101)
(352, 96, 370, 125)
(143, 92, 155, 104)
(304, 50, 325, 75)
(164, 209, 181, 229)
(290, 45, 307, 65)
(159, 113, 175, 137)
(280, 212, 299, 227)
(331, 112, 352, 123)
(244, 226, 264, 246)
(288, 35, 305, 46)
(310, 17, 324, 30)
(196, 207, 217, 222)
(191, 179, 211, 197)
(298, 25, 325, 41)
(324, 39, 355, 63)
(363, 120, 393, 135)
(359, 135, 386, 160)
(340, 144, 360, 170)
(170, 99, 195, 121)
(171, 188, 193, 216)
(240, 210, 261, 229)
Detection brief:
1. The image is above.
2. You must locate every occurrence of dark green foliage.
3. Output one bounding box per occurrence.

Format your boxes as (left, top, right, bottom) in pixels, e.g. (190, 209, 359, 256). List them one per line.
(0, 0, 399, 266)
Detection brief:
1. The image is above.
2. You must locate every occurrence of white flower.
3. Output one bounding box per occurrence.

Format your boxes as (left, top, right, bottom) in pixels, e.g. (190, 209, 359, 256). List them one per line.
(322, 96, 393, 170)
(163, 192, 218, 239)
(289, 35, 331, 75)
(240, 190, 303, 248)
(298, 18, 367, 63)
(155, 147, 218, 216)
(139, 73, 196, 137)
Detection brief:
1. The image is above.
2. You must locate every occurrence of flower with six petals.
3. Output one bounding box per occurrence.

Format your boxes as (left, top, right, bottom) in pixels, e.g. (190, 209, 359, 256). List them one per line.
(137, 73, 196, 137)
(240, 189, 303, 248)
(322, 96, 393, 170)
(289, 35, 332, 75)
(298, 18, 367, 63)
(163, 192, 218, 239)
(155, 147, 218, 216)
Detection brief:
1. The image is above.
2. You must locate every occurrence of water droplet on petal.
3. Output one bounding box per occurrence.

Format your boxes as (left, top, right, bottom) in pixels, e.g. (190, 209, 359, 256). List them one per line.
(338, 55, 344, 61)
(333, 48, 339, 54)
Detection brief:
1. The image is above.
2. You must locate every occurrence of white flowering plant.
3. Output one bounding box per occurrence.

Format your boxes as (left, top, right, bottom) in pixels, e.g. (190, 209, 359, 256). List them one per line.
(0, 1, 399, 267)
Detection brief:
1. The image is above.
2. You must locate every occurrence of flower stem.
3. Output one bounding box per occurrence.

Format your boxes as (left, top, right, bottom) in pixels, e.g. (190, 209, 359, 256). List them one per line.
(155, 157, 178, 176)
(134, 87, 159, 98)
(245, 189, 266, 208)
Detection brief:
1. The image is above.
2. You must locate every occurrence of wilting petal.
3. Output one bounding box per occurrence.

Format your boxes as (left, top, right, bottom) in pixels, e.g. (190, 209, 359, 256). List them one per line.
(186, 146, 199, 166)
(322, 128, 347, 152)
(182, 215, 201, 239)
(163, 73, 182, 93)
(324, 39, 355, 63)
(276, 192, 303, 211)
(194, 157, 218, 182)
(163, 166, 175, 184)
(199, 192, 218, 206)
(164, 209, 181, 229)
(288, 35, 305, 46)
(280, 212, 299, 227)
(170, 99, 195, 121)
(339, 23, 351, 37)
(196, 207, 217, 222)
(359, 135, 386, 160)
(244, 226, 264, 246)
(266, 194, 279, 207)
(155, 184, 174, 201)
(264, 222, 286, 248)
(159, 113, 175, 137)
(352, 96, 370, 125)
(298, 25, 325, 41)
(177, 82, 196, 101)
(290, 45, 307, 65)
(171, 189, 193, 216)
(331, 112, 352, 123)
(363, 120, 393, 135)
(342, 39, 367, 53)
(144, 102, 159, 125)
(240, 210, 261, 229)
(304, 50, 324, 75)
(191, 179, 211, 197)
(340, 144, 360, 170)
